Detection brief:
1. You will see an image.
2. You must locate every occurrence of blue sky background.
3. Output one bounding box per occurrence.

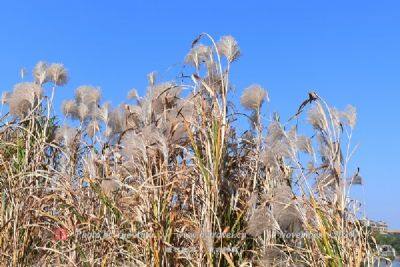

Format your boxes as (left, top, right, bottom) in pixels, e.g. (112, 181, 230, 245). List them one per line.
(0, 1, 399, 228)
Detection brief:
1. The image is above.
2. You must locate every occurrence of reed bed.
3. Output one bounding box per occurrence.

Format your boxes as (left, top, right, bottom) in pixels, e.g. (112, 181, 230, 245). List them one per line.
(0, 34, 377, 266)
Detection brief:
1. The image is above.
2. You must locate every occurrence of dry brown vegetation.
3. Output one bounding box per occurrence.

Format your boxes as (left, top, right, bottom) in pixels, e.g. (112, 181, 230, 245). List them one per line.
(0, 34, 377, 266)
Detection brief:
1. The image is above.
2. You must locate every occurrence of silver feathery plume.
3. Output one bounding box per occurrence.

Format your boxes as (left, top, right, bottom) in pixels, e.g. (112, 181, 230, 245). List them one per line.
(127, 88, 138, 100)
(240, 84, 268, 110)
(8, 82, 43, 118)
(185, 44, 212, 69)
(33, 61, 49, 85)
(246, 207, 276, 237)
(217, 35, 241, 63)
(47, 63, 68, 86)
(308, 103, 329, 131)
(55, 125, 78, 149)
(341, 105, 357, 128)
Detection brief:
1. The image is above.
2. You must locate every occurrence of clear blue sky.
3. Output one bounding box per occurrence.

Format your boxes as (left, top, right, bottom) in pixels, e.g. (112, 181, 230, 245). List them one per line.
(0, 1, 399, 228)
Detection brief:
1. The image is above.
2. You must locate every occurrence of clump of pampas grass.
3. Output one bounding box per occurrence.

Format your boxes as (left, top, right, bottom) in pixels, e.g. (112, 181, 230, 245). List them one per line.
(0, 35, 374, 267)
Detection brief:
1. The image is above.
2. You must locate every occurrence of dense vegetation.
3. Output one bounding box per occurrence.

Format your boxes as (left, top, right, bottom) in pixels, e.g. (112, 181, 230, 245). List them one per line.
(375, 233, 400, 255)
(0, 34, 378, 266)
